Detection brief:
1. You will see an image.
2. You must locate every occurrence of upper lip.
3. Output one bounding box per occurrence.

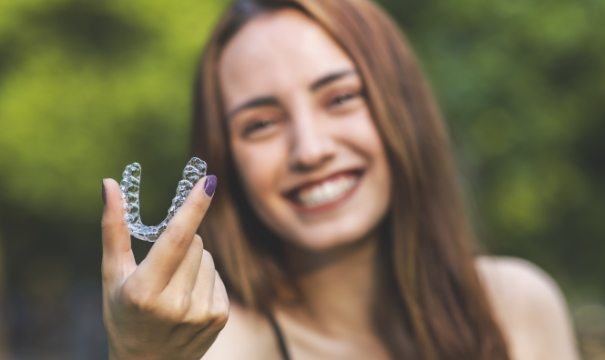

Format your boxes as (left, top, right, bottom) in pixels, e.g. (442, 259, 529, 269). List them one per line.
(282, 168, 365, 197)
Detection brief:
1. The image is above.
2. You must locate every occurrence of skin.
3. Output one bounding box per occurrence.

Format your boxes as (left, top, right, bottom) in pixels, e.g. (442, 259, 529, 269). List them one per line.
(101, 8, 580, 360)
(221, 12, 392, 254)
(101, 177, 229, 359)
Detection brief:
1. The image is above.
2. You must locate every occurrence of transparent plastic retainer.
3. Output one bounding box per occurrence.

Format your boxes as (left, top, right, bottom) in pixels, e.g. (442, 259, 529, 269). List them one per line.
(119, 157, 207, 242)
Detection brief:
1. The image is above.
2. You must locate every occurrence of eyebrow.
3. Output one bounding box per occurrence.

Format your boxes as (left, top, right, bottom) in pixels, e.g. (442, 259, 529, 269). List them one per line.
(226, 68, 357, 121)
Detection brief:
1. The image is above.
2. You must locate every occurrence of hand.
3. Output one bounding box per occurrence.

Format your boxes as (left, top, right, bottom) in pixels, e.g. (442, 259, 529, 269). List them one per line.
(100, 176, 228, 360)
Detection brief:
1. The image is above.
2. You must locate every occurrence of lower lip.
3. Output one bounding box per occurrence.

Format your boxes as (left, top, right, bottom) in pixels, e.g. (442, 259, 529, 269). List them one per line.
(287, 172, 363, 214)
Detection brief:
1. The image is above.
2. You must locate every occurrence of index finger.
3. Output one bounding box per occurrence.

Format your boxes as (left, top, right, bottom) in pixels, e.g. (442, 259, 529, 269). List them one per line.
(136, 174, 217, 291)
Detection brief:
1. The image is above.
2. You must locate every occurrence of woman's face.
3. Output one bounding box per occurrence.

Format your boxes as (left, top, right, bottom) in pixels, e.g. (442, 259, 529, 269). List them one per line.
(219, 9, 391, 251)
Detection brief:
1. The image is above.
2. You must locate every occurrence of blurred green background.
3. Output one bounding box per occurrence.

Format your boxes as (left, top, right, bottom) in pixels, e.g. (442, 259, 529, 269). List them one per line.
(0, 0, 603, 358)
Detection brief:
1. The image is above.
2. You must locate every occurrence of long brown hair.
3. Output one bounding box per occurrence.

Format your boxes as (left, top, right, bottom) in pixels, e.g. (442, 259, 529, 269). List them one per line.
(192, 0, 510, 358)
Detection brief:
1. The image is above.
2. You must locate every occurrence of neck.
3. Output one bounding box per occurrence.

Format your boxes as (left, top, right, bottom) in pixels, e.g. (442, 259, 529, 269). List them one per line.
(278, 232, 382, 338)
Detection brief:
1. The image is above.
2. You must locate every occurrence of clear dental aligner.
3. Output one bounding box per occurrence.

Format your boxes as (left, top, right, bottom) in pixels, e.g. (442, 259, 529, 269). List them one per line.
(119, 157, 207, 242)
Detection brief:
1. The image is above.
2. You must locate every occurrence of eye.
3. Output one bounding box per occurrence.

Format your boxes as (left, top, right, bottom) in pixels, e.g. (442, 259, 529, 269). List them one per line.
(327, 89, 364, 108)
(242, 117, 279, 137)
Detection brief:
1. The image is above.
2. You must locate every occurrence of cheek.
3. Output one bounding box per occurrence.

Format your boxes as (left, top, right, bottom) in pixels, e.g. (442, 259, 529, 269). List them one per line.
(342, 111, 388, 162)
(231, 139, 286, 200)
(344, 113, 392, 196)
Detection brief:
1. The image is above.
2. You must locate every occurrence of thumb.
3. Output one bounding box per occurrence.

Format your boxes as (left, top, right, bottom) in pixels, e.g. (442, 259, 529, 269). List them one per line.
(101, 178, 136, 285)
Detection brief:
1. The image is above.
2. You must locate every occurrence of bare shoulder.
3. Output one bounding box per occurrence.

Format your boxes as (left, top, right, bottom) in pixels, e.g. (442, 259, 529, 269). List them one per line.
(476, 256, 565, 307)
(475, 256, 580, 360)
(202, 301, 280, 359)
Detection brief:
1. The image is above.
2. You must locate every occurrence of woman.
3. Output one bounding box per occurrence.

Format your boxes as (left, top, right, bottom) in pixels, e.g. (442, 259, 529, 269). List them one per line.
(100, 0, 579, 358)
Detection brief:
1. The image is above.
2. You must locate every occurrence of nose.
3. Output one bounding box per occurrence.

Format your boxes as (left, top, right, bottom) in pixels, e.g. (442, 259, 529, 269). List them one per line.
(288, 111, 336, 172)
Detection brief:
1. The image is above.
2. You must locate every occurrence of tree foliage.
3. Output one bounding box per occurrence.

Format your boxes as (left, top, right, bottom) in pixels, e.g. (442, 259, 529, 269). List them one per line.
(0, 0, 603, 355)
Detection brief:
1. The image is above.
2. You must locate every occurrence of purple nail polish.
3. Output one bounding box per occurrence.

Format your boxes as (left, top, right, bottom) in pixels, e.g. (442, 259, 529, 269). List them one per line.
(204, 175, 217, 197)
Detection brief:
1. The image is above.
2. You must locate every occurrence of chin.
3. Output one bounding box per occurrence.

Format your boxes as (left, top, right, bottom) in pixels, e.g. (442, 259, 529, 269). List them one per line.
(291, 233, 358, 252)
(283, 215, 383, 252)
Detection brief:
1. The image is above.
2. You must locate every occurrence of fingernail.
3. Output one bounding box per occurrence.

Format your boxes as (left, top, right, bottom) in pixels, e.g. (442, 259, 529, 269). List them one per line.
(101, 179, 107, 205)
(204, 175, 217, 197)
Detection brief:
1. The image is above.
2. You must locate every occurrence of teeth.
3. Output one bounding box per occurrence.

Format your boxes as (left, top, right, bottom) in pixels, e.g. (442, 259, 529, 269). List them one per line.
(295, 175, 358, 207)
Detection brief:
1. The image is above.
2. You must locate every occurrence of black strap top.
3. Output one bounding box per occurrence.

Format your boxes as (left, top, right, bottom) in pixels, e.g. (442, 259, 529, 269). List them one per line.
(266, 312, 292, 360)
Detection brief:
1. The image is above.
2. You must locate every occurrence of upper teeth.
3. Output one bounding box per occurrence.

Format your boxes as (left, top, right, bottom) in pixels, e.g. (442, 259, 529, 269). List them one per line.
(295, 175, 358, 207)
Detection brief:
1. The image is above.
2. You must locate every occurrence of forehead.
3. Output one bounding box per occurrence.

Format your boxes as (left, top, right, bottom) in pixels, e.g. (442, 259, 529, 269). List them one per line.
(219, 9, 354, 106)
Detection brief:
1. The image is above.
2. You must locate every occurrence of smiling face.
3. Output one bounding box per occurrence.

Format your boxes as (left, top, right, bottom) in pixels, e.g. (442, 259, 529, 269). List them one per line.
(219, 9, 391, 251)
